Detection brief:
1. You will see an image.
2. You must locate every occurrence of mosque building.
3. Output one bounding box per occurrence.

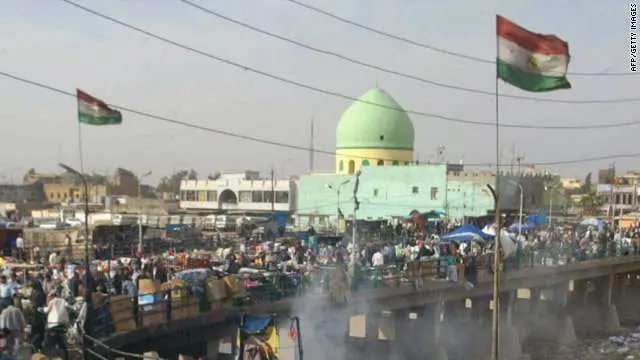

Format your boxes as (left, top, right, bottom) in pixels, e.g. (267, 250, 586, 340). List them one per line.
(335, 88, 415, 174)
(295, 88, 496, 228)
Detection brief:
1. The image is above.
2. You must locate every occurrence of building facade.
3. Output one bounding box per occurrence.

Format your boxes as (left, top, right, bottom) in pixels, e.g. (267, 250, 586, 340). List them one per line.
(0, 183, 45, 203)
(335, 88, 415, 175)
(179, 171, 294, 213)
(42, 183, 107, 204)
(296, 165, 494, 227)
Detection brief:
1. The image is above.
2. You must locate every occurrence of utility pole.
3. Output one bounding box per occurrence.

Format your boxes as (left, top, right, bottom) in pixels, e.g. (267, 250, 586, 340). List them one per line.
(270, 167, 275, 212)
(609, 162, 616, 222)
(349, 170, 361, 281)
(138, 171, 152, 255)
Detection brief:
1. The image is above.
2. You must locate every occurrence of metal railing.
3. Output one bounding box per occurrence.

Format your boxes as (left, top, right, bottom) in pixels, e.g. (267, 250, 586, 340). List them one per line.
(92, 244, 640, 339)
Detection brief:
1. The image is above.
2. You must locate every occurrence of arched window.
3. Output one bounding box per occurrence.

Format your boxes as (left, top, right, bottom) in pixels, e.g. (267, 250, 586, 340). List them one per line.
(348, 160, 355, 174)
(377, 159, 384, 166)
(339, 160, 344, 172)
(362, 159, 370, 166)
(392, 160, 400, 166)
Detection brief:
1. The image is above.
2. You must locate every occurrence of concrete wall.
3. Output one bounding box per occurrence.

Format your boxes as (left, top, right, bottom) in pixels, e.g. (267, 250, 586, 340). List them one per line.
(296, 164, 494, 223)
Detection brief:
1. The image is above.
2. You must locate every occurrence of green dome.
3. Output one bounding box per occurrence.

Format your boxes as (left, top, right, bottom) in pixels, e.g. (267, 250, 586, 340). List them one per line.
(336, 88, 414, 150)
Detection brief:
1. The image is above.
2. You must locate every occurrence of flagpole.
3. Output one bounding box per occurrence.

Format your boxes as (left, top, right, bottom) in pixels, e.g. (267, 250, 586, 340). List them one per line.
(75, 93, 93, 337)
(491, 14, 503, 360)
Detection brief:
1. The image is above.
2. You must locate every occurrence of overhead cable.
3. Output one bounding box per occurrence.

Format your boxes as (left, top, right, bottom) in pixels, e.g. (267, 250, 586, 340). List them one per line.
(180, 0, 640, 104)
(282, 0, 637, 77)
(56, 0, 640, 130)
(2, 69, 640, 168)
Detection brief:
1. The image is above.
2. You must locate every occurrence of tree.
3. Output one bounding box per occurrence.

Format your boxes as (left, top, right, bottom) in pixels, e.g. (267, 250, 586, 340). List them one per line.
(157, 169, 198, 194)
(579, 172, 592, 193)
(579, 190, 603, 216)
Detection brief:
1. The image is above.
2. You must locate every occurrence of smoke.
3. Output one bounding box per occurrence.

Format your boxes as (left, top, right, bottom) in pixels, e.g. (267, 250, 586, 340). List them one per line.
(289, 291, 350, 360)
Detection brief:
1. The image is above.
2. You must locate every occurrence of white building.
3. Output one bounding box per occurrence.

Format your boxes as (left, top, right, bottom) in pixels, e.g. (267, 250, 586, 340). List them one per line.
(179, 171, 295, 213)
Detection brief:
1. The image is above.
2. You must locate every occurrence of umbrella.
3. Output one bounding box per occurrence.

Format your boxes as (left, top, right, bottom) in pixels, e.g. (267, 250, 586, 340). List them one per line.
(441, 224, 492, 242)
(580, 218, 602, 227)
(508, 222, 537, 232)
(482, 224, 496, 236)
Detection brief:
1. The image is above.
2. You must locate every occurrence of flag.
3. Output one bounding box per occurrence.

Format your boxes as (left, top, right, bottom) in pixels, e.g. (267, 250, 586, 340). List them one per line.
(497, 15, 571, 92)
(77, 89, 122, 125)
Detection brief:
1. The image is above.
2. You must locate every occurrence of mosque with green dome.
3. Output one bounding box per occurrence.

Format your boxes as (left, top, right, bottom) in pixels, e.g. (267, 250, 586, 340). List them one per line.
(295, 88, 494, 228)
(335, 88, 415, 174)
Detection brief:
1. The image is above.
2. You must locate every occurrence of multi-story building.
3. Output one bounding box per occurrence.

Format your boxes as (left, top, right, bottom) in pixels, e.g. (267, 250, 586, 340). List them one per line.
(179, 171, 294, 213)
(41, 183, 107, 204)
(0, 183, 45, 203)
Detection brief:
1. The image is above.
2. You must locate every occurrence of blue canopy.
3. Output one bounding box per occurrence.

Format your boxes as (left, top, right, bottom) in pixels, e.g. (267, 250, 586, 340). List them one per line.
(240, 315, 277, 335)
(441, 224, 492, 242)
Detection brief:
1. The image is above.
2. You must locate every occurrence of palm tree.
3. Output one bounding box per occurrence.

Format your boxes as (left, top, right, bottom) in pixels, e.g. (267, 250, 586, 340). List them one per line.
(579, 191, 603, 216)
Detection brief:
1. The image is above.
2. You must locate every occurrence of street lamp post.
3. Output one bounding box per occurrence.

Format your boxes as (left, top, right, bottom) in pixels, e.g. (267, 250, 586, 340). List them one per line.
(506, 179, 524, 236)
(545, 185, 554, 226)
(326, 179, 351, 236)
(59, 163, 92, 334)
(137, 171, 152, 255)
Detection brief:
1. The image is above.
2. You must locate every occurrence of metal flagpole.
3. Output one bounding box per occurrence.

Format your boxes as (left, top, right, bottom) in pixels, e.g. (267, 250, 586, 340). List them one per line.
(491, 14, 503, 360)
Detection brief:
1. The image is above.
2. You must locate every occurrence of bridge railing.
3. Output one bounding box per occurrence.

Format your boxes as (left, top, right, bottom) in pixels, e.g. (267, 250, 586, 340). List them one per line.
(93, 244, 640, 338)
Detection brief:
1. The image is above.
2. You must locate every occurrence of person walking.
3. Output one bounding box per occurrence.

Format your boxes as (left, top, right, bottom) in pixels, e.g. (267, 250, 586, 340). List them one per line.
(0, 297, 26, 357)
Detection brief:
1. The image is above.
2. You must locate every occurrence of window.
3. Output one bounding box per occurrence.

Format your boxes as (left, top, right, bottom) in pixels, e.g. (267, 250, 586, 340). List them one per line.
(377, 160, 384, 166)
(63, 192, 67, 199)
(263, 191, 274, 203)
(373, 189, 379, 196)
(56, 192, 61, 200)
(392, 160, 399, 166)
(276, 191, 289, 203)
(251, 191, 263, 203)
(339, 160, 344, 172)
(412, 186, 419, 194)
(379, 135, 384, 141)
(430, 187, 438, 200)
(348, 160, 355, 174)
(206, 190, 218, 202)
(197, 190, 207, 202)
(238, 191, 252, 203)
(361, 159, 370, 166)
(180, 190, 197, 201)
(405, 161, 410, 165)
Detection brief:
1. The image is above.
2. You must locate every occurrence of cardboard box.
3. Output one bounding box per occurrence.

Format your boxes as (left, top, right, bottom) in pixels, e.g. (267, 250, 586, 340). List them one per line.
(138, 279, 161, 295)
(223, 276, 240, 295)
(113, 318, 137, 333)
(206, 278, 228, 301)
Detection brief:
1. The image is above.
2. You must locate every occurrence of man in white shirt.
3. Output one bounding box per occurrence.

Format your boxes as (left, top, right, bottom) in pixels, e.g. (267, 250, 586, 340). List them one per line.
(41, 293, 70, 359)
(371, 249, 384, 287)
(14, 236, 24, 262)
(0, 298, 26, 356)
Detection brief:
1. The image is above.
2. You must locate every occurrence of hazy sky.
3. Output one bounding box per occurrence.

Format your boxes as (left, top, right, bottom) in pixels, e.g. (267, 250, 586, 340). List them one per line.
(1, 0, 636, 184)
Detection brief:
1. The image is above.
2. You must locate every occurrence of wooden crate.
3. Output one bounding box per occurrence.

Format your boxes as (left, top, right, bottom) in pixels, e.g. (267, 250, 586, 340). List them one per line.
(113, 318, 137, 333)
(141, 302, 167, 327)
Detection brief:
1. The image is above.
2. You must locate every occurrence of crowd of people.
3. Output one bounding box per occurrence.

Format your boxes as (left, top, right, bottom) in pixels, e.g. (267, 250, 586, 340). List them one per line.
(0, 218, 637, 359)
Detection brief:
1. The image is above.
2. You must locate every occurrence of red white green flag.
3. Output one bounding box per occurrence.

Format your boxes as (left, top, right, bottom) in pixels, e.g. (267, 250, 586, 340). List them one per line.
(77, 89, 122, 125)
(497, 15, 571, 92)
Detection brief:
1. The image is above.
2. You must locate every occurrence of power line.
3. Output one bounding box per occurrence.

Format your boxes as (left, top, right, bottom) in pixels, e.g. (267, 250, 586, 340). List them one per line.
(2, 69, 640, 168)
(56, 0, 640, 130)
(283, 0, 637, 77)
(179, 0, 640, 104)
